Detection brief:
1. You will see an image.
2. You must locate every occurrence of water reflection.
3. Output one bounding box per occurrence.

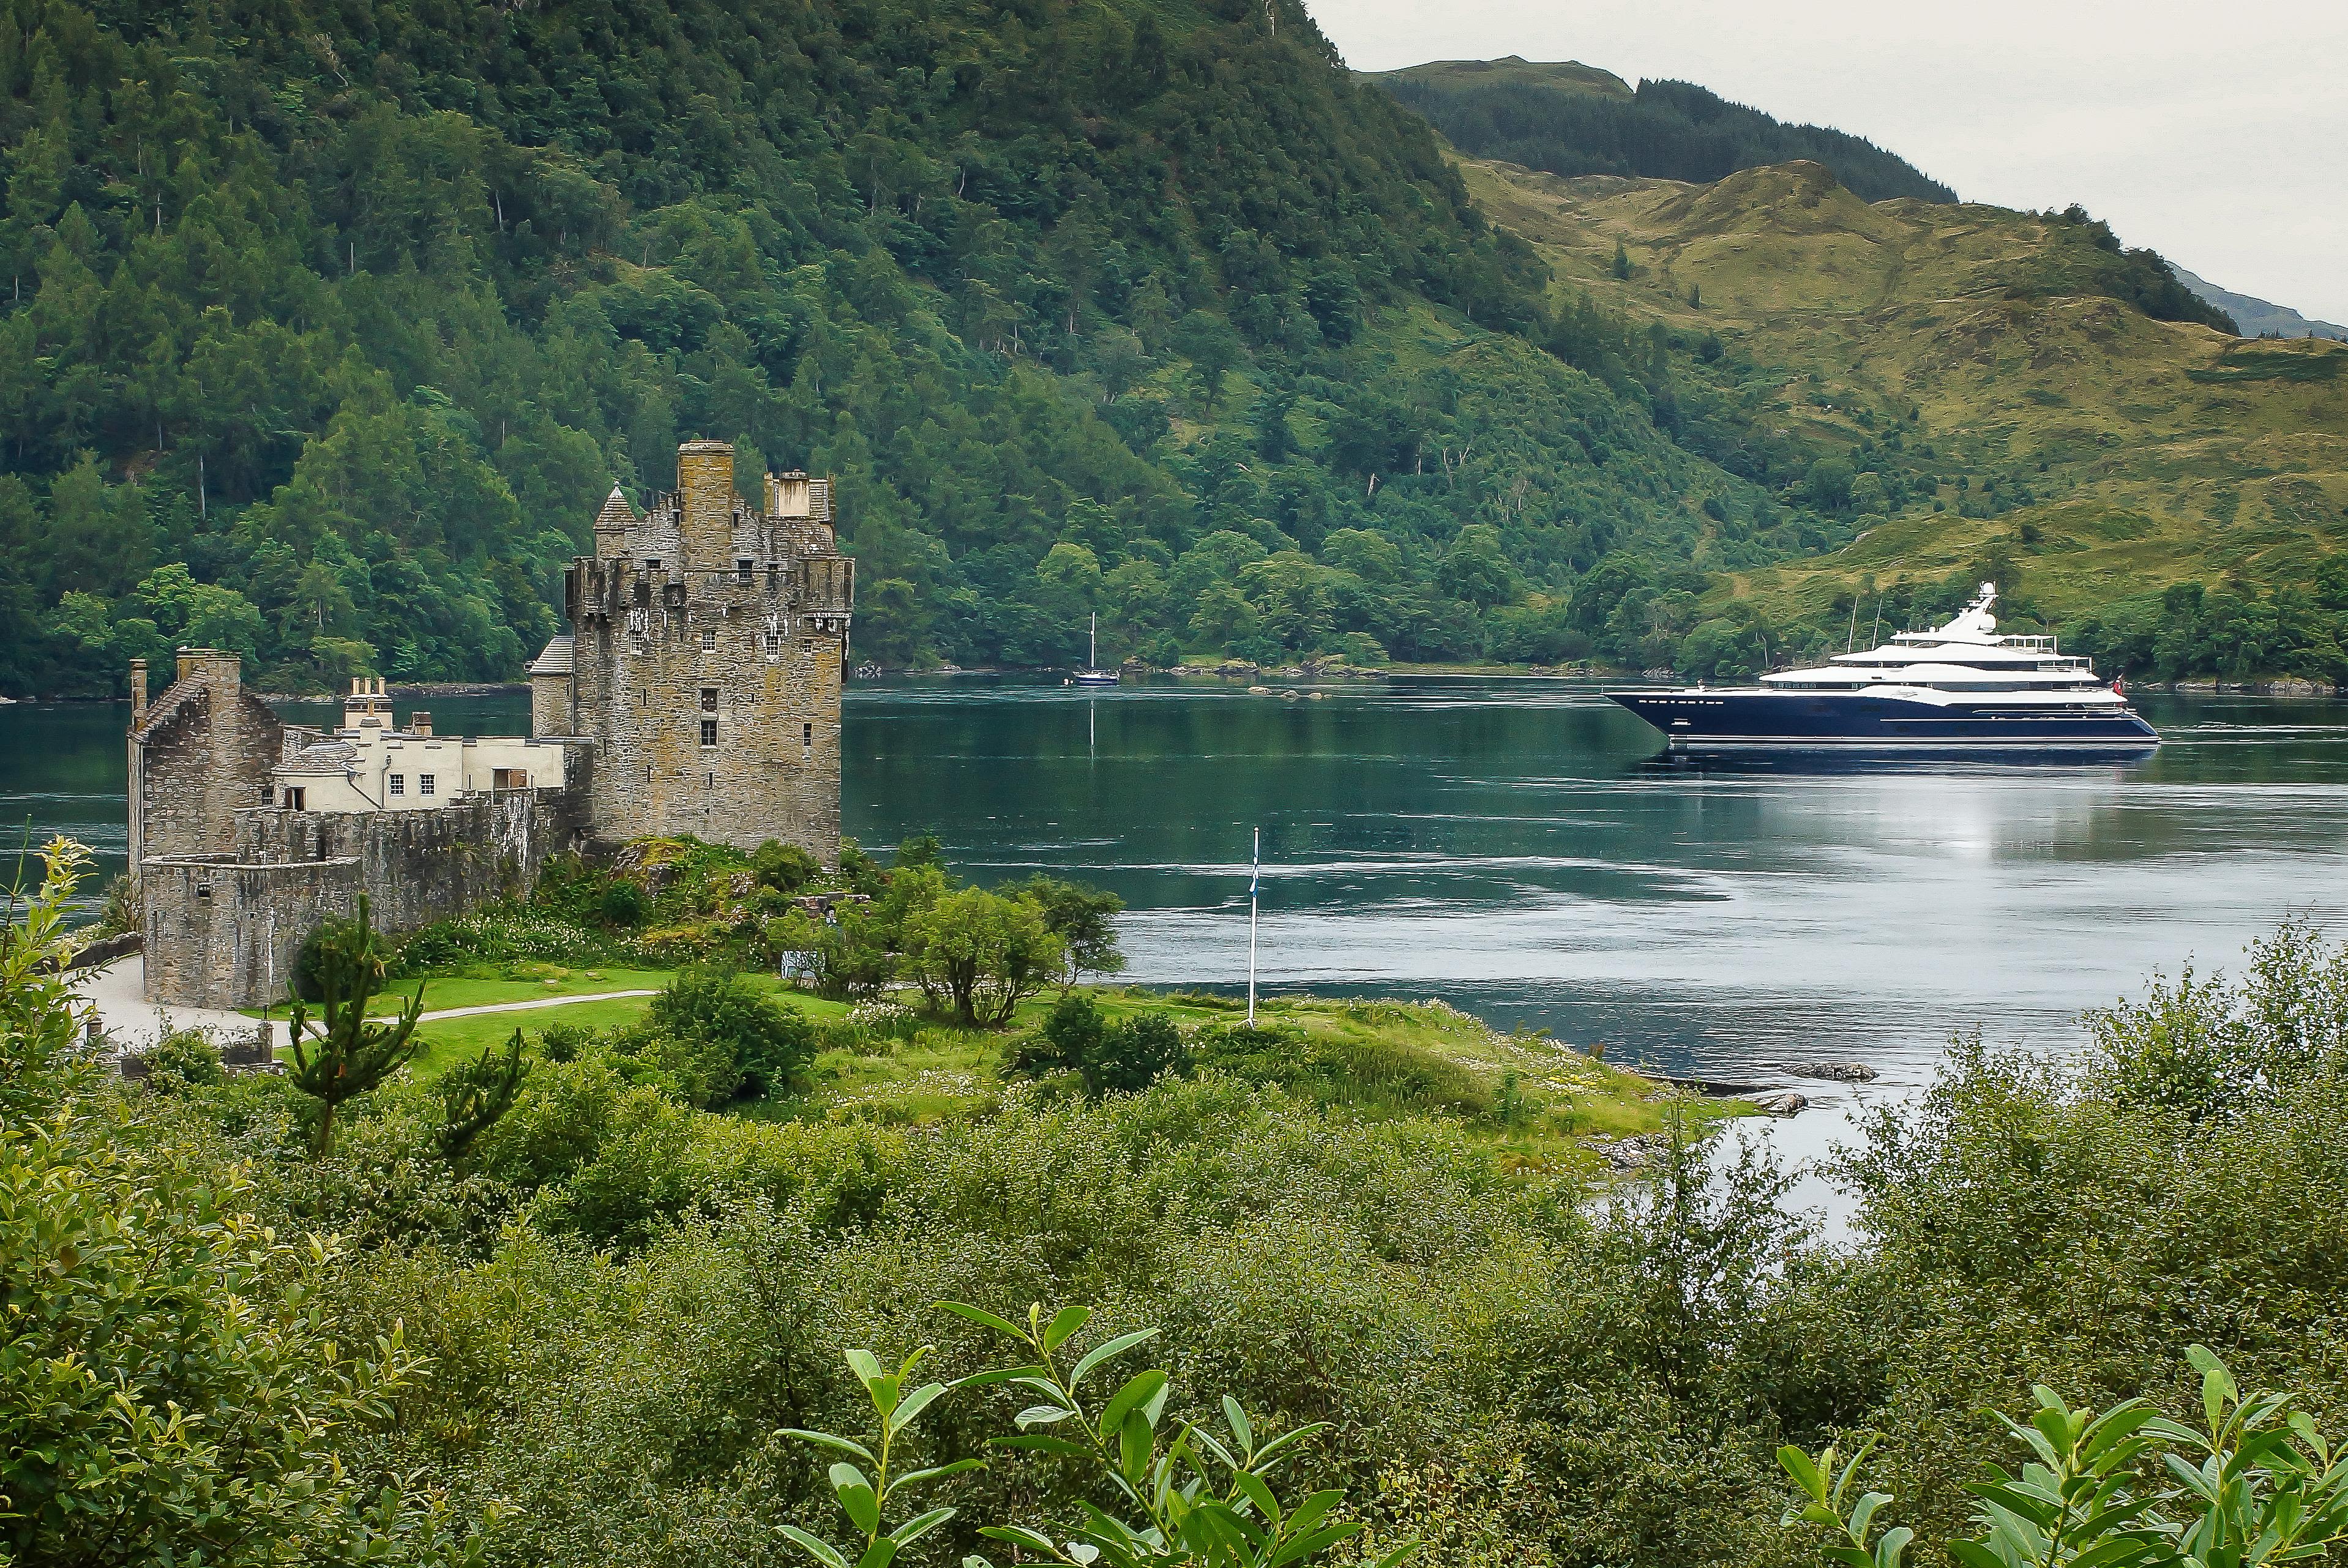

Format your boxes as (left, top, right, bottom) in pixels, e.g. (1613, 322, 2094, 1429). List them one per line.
(8, 679, 2348, 1088)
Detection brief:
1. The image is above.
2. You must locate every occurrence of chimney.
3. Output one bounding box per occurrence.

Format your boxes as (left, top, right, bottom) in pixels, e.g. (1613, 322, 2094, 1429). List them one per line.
(676, 439, 736, 572)
(129, 658, 147, 723)
(408, 711, 433, 736)
(768, 469, 810, 518)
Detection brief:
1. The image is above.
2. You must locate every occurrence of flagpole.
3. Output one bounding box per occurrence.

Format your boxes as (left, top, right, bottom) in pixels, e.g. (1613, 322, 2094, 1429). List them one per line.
(1247, 827, 1259, 1026)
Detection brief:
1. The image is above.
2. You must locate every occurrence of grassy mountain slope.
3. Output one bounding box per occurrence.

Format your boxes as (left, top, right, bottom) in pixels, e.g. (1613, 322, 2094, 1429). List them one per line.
(0, 0, 1838, 696)
(1374, 56, 1956, 205)
(1459, 155, 2348, 676)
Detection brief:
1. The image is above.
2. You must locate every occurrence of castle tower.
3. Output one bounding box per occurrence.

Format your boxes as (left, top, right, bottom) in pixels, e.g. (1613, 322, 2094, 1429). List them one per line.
(536, 441, 855, 859)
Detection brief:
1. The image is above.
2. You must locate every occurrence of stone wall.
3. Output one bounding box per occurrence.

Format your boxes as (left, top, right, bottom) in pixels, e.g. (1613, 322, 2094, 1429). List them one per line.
(143, 786, 588, 1010)
(142, 854, 362, 1010)
(129, 649, 286, 864)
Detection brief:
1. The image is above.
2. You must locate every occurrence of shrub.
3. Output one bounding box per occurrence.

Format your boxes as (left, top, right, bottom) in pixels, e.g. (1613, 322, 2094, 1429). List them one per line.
(292, 910, 384, 1002)
(1010, 994, 1192, 1097)
(91, 871, 140, 938)
(133, 1025, 224, 1092)
(643, 966, 817, 1104)
(395, 906, 604, 970)
(902, 886, 1062, 1026)
(752, 839, 820, 894)
(599, 879, 650, 928)
(0, 1114, 458, 1566)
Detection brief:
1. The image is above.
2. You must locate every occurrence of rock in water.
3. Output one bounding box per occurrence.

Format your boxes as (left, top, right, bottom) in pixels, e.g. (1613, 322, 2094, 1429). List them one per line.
(1788, 1061, 1877, 1081)
(1752, 1091, 1809, 1116)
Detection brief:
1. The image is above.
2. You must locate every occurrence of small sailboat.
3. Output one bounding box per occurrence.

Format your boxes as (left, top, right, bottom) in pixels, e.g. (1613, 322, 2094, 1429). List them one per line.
(1073, 612, 1119, 687)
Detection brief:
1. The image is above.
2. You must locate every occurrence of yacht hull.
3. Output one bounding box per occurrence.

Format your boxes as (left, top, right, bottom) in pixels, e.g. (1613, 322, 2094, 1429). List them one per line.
(1607, 690, 2158, 749)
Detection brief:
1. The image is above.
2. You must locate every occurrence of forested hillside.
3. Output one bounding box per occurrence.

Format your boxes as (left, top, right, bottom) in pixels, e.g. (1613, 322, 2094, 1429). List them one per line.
(0, 0, 1861, 697)
(1374, 56, 1957, 205)
(1457, 154, 2348, 681)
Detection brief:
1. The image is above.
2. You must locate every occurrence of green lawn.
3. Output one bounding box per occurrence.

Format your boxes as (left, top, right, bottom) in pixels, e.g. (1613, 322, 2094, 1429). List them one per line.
(286, 965, 1746, 1168)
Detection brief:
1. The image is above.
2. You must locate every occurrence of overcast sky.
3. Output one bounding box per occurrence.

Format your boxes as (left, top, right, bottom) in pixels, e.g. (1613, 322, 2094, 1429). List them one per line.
(1307, 0, 2348, 324)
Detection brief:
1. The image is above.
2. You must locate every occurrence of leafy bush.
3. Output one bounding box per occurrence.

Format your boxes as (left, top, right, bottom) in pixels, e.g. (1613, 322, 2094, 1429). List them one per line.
(599, 879, 651, 928)
(395, 907, 605, 971)
(780, 1303, 1416, 1568)
(293, 910, 384, 1002)
(641, 966, 817, 1105)
(2085, 917, 2348, 1121)
(903, 886, 1063, 1026)
(0, 1114, 468, 1566)
(753, 840, 821, 894)
(132, 1025, 225, 1092)
(1011, 994, 1193, 1097)
(1781, 1346, 2348, 1568)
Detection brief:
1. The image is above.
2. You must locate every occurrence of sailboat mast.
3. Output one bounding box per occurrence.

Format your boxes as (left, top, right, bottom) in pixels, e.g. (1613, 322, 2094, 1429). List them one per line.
(1090, 611, 1097, 670)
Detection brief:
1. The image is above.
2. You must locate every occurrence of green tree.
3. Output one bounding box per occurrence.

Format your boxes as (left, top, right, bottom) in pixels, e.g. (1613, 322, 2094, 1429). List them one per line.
(902, 886, 1063, 1026)
(434, 1027, 528, 1171)
(285, 897, 425, 1155)
(1011, 874, 1128, 990)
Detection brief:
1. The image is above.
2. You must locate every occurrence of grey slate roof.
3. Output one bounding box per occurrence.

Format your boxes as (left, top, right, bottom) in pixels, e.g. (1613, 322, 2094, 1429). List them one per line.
(529, 635, 575, 676)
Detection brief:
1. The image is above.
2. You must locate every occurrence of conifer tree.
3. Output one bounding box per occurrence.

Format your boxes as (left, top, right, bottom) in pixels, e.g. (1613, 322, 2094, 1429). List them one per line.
(285, 897, 423, 1155)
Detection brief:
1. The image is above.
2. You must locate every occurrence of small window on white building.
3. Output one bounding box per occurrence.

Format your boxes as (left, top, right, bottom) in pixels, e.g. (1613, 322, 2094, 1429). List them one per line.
(283, 786, 305, 810)
(389, 774, 404, 796)
(419, 774, 436, 796)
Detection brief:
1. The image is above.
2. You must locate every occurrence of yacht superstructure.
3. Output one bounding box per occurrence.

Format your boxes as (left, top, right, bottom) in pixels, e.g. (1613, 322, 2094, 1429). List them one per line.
(1607, 584, 2158, 749)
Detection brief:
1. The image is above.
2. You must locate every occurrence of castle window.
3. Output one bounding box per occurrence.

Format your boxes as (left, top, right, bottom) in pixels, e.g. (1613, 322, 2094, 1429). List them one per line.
(802, 722, 812, 745)
(767, 563, 780, 593)
(700, 719, 718, 748)
(700, 627, 716, 651)
(646, 558, 661, 573)
(419, 774, 436, 796)
(736, 558, 753, 585)
(634, 580, 650, 607)
(389, 774, 404, 796)
(764, 633, 783, 655)
(700, 686, 718, 713)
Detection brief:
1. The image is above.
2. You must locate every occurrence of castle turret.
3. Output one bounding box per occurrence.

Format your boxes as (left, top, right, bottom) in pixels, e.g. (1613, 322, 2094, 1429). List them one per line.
(542, 439, 854, 859)
(592, 484, 635, 560)
(676, 439, 736, 573)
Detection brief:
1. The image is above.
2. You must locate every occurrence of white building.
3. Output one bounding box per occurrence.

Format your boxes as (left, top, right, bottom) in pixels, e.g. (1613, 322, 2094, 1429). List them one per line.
(272, 678, 571, 814)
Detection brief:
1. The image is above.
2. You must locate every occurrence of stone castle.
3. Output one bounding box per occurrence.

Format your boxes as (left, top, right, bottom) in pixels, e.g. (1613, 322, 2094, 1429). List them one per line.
(132, 441, 854, 1010)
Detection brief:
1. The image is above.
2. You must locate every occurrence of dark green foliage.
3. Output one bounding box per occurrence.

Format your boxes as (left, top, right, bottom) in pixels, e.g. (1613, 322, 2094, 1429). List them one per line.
(1377, 60, 1956, 204)
(434, 1028, 528, 1172)
(643, 964, 816, 1103)
(0, 0, 1859, 696)
(1011, 993, 1190, 1096)
(752, 838, 820, 895)
(293, 911, 381, 1002)
(285, 897, 424, 1155)
(130, 1025, 223, 1092)
(2029, 206, 2237, 331)
(597, 879, 650, 930)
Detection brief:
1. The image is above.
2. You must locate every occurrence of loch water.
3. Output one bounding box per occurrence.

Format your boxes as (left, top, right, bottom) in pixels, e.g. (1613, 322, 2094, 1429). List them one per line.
(10, 678, 2348, 1100)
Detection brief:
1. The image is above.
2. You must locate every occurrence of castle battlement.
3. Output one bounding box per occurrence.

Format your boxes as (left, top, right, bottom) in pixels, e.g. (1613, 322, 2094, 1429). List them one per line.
(534, 439, 856, 857)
